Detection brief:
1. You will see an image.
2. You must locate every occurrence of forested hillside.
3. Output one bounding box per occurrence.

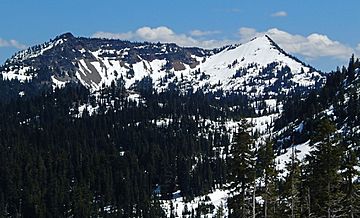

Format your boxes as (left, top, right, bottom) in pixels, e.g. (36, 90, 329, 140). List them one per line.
(0, 83, 256, 217)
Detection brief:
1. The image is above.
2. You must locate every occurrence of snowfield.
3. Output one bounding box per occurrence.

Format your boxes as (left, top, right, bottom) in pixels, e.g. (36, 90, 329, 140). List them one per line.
(161, 189, 229, 218)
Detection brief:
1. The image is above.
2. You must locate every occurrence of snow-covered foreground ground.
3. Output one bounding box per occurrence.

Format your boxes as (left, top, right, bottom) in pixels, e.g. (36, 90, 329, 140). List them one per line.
(160, 115, 314, 217)
(161, 140, 313, 218)
(276, 140, 312, 177)
(161, 189, 229, 217)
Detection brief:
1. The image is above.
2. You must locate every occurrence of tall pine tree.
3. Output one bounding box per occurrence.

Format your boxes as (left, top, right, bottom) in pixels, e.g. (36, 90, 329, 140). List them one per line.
(306, 118, 344, 217)
(228, 119, 256, 218)
(258, 139, 278, 218)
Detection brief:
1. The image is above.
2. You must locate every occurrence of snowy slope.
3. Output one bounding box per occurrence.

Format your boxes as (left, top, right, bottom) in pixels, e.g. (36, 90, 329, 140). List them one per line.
(198, 36, 321, 92)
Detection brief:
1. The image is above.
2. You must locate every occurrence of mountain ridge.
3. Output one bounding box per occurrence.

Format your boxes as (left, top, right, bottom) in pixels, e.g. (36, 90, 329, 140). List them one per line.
(0, 33, 324, 98)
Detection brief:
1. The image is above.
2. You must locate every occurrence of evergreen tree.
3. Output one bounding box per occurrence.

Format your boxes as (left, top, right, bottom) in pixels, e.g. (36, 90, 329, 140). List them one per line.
(305, 118, 344, 217)
(214, 202, 225, 218)
(258, 139, 278, 218)
(339, 131, 360, 217)
(228, 119, 256, 218)
(348, 54, 356, 81)
(279, 143, 301, 218)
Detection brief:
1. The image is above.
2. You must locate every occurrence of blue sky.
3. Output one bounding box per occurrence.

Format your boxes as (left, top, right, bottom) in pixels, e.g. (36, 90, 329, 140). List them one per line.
(1, 0, 359, 71)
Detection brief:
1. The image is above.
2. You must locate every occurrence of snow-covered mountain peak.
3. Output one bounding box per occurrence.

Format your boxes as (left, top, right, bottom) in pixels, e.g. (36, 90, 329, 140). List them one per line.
(204, 34, 301, 72)
(192, 34, 324, 98)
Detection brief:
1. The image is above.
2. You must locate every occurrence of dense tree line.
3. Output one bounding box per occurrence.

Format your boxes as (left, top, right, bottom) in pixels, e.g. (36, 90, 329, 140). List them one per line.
(0, 78, 257, 217)
(228, 118, 360, 218)
(275, 55, 360, 148)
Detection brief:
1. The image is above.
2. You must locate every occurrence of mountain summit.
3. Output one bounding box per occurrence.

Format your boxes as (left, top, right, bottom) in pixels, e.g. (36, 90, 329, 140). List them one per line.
(196, 35, 323, 96)
(0, 33, 324, 98)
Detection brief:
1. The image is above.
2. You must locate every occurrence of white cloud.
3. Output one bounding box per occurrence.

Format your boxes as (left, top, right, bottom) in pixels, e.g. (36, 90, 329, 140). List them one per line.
(92, 31, 134, 40)
(93, 26, 231, 49)
(189, 30, 220, 37)
(238, 27, 259, 41)
(238, 27, 353, 60)
(0, 38, 27, 49)
(135, 26, 175, 41)
(355, 43, 360, 58)
(271, 11, 288, 17)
